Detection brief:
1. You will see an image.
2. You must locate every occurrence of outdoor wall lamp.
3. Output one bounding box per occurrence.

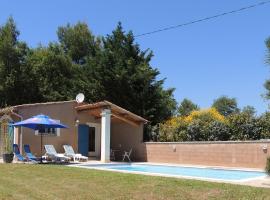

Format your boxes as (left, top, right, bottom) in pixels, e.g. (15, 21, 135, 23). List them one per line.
(262, 145, 268, 153)
(172, 145, 176, 152)
(75, 118, 80, 127)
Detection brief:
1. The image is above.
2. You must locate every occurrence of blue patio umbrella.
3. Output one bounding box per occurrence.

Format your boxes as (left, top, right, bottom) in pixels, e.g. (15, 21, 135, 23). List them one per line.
(12, 114, 68, 163)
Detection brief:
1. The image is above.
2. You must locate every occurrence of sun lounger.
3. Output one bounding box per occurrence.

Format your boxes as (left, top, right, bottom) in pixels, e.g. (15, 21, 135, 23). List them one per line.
(13, 144, 27, 162)
(13, 144, 37, 163)
(122, 148, 132, 162)
(44, 145, 70, 163)
(63, 145, 88, 162)
(23, 144, 40, 162)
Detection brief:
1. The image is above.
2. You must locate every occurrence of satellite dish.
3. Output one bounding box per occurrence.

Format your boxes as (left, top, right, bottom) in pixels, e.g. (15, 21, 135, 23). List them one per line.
(76, 93, 85, 103)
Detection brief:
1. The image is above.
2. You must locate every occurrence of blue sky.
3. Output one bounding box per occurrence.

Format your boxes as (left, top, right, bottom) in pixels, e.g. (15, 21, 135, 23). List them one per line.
(1, 0, 270, 113)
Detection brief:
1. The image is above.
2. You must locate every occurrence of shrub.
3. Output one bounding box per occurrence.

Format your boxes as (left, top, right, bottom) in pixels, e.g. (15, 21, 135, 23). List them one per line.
(159, 117, 188, 142)
(207, 120, 230, 141)
(158, 123, 177, 142)
(185, 108, 225, 123)
(228, 113, 261, 140)
(185, 109, 227, 141)
(266, 157, 270, 176)
(258, 112, 270, 139)
(175, 120, 188, 141)
(186, 120, 208, 141)
(155, 108, 270, 142)
(164, 116, 183, 127)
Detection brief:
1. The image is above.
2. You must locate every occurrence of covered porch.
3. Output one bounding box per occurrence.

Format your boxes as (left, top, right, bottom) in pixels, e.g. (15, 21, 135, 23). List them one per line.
(75, 101, 148, 163)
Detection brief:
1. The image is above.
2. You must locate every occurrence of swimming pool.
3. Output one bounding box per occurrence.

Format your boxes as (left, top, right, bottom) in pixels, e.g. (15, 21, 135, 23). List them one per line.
(78, 163, 266, 182)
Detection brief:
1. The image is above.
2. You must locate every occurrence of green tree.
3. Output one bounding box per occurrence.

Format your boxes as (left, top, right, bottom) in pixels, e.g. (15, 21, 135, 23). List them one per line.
(264, 37, 270, 99)
(0, 18, 177, 128)
(56, 22, 102, 100)
(85, 23, 176, 125)
(266, 37, 270, 65)
(212, 96, 239, 116)
(0, 17, 38, 106)
(27, 44, 78, 102)
(177, 98, 199, 116)
(57, 22, 99, 64)
(242, 105, 256, 117)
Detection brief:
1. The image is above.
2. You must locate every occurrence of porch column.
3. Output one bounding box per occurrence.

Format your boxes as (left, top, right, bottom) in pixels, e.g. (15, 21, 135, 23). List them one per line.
(19, 128, 23, 154)
(13, 127, 18, 145)
(100, 108, 111, 163)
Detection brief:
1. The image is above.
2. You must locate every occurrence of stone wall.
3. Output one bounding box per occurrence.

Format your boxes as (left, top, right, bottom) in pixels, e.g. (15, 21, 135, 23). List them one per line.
(136, 141, 270, 169)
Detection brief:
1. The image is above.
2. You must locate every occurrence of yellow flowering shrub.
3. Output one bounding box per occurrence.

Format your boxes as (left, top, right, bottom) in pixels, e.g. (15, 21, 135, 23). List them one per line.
(158, 108, 227, 142)
(184, 108, 225, 123)
(157, 107, 270, 142)
(163, 116, 183, 127)
(158, 116, 189, 141)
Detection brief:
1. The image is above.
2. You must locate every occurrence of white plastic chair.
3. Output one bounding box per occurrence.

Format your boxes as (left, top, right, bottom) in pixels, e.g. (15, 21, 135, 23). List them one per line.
(110, 149, 116, 161)
(122, 148, 132, 162)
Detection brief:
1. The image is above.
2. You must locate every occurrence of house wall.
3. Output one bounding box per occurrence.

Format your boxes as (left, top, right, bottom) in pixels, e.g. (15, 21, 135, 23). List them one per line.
(15, 101, 144, 159)
(16, 101, 77, 156)
(16, 101, 98, 156)
(138, 141, 270, 169)
(111, 122, 144, 161)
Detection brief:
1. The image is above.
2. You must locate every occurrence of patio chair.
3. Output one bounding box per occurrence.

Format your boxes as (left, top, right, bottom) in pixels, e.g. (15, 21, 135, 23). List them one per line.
(110, 149, 116, 161)
(122, 148, 132, 162)
(44, 145, 70, 163)
(63, 145, 88, 162)
(23, 144, 40, 162)
(13, 144, 36, 163)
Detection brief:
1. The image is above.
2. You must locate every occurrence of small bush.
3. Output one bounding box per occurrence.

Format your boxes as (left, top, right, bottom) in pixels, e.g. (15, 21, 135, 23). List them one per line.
(266, 157, 270, 176)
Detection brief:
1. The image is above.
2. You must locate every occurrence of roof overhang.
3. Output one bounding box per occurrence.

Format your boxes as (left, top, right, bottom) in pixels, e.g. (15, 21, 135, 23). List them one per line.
(75, 100, 148, 126)
(0, 107, 22, 120)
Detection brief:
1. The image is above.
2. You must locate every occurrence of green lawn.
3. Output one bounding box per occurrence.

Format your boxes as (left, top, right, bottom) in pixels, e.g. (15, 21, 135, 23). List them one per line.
(0, 164, 269, 200)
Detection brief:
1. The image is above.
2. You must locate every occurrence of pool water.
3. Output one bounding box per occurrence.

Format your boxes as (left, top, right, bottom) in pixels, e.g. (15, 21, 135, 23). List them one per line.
(79, 164, 266, 181)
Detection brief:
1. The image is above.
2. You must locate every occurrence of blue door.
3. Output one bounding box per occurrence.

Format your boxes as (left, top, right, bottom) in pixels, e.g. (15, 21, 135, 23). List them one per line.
(78, 124, 89, 156)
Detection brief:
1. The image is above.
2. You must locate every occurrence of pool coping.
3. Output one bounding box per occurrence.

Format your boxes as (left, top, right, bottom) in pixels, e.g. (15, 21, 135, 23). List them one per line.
(69, 162, 269, 187)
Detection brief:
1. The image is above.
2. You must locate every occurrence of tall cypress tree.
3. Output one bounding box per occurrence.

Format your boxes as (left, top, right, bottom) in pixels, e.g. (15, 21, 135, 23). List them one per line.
(85, 23, 176, 124)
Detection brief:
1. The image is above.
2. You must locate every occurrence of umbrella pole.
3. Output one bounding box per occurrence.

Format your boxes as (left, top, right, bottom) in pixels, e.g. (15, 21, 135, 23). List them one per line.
(40, 133, 43, 164)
